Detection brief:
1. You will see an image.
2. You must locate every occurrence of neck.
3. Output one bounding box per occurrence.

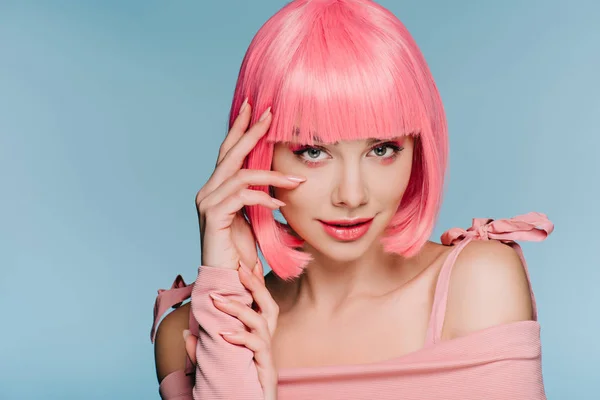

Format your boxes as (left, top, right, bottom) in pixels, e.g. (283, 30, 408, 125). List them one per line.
(291, 241, 413, 316)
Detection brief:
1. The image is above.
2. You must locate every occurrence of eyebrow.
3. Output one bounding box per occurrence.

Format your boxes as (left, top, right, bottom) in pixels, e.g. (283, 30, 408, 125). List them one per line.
(292, 127, 390, 145)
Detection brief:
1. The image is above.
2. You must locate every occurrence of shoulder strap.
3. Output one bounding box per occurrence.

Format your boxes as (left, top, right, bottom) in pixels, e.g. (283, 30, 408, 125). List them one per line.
(424, 212, 554, 345)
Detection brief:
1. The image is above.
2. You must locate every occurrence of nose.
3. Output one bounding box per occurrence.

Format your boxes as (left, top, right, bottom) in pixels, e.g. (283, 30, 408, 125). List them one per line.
(331, 164, 369, 209)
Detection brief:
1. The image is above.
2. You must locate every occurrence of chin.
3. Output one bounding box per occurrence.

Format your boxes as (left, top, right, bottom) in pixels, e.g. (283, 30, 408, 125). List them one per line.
(314, 243, 374, 263)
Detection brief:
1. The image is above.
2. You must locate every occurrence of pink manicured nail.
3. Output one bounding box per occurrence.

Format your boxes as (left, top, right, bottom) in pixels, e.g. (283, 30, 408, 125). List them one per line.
(286, 175, 306, 182)
(238, 97, 248, 115)
(271, 198, 286, 207)
(182, 329, 191, 341)
(255, 259, 263, 274)
(258, 106, 271, 122)
(219, 331, 236, 336)
(238, 260, 253, 274)
(209, 292, 229, 303)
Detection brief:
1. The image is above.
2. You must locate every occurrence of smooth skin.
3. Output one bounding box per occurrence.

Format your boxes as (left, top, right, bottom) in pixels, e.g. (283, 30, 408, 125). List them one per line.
(154, 101, 534, 396)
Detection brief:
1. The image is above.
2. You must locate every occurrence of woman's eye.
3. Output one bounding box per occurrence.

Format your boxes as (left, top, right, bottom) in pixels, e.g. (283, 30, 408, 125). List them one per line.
(292, 142, 403, 164)
(372, 146, 389, 157)
(293, 147, 328, 162)
(369, 143, 402, 158)
(305, 148, 323, 159)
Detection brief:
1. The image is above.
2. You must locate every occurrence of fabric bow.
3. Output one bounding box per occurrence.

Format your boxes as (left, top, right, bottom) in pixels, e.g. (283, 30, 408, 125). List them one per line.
(150, 275, 193, 343)
(440, 212, 554, 246)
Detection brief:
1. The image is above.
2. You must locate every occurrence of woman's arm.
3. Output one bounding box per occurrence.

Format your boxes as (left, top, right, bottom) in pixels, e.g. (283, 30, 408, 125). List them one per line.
(154, 303, 194, 400)
(153, 266, 267, 400)
(189, 265, 265, 399)
(154, 303, 191, 383)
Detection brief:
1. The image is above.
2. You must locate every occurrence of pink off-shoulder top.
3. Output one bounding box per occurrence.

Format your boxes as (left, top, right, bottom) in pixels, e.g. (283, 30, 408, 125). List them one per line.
(151, 212, 554, 399)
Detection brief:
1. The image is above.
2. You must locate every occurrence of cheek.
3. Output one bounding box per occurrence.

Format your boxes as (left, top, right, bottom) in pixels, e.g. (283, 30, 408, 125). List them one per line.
(272, 176, 329, 230)
(275, 187, 307, 230)
(273, 176, 321, 208)
(373, 175, 409, 206)
(374, 157, 413, 205)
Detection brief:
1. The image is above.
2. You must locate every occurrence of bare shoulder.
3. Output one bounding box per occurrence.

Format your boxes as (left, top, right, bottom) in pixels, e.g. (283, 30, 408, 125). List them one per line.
(441, 240, 534, 340)
(154, 302, 190, 383)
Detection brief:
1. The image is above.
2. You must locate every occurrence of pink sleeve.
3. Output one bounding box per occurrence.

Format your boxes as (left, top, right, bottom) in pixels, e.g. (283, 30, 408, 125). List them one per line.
(190, 265, 264, 400)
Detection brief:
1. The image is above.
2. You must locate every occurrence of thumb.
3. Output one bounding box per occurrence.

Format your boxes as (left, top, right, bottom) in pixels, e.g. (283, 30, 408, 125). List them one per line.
(182, 329, 197, 364)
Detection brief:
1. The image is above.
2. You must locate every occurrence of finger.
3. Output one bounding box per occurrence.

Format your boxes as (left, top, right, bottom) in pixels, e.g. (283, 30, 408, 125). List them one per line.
(197, 105, 272, 205)
(219, 330, 274, 368)
(217, 98, 252, 165)
(196, 105, 275, 210)
(238, 263, 278, 335)
(183, 329, 197, 364)
(222, 106, 271, 165)
(210, 294, 271, 341)
(210, 106, 272, 183)
(203, 188, 284, 231)
(253, 258, 265, 285)
(200, 169, 304, 211)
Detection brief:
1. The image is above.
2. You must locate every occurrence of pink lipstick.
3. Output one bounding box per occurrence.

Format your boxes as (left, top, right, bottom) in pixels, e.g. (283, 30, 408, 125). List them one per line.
(318, 217, 374, 242)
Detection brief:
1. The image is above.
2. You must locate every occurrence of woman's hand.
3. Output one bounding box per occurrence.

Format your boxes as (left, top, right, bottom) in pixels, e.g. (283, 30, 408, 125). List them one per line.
(184, 259, 279, 400)
(195, 99, 306, 271)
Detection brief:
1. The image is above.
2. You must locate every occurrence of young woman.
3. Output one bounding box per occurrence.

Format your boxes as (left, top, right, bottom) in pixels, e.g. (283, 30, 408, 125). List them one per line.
(151, 0, 554, 398)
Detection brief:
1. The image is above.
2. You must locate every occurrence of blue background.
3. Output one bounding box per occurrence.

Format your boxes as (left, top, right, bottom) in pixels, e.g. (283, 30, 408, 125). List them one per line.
(1, 0, 598, 398)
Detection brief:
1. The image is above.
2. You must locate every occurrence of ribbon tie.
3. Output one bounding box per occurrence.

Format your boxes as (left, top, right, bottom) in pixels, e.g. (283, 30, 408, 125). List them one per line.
(440, 212, 554, 246)
(150, 275, 193, 343)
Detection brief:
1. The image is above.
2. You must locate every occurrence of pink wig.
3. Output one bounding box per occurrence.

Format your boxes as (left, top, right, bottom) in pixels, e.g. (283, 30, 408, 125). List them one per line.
(226, 0, 448, 280)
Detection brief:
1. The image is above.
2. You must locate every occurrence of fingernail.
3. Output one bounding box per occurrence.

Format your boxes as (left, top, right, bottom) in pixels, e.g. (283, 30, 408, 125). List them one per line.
(182, 329, 191, 341)
(209, 292, 229, 303)
(271, 198, 286, 207)
(238, 260, 252, 274)
(258, 106, 271, 122)
(255, 259, 262, 272)
(238, 97, 248, 115)
(219, 331, 236, 336)
(286, 175, 306, 182)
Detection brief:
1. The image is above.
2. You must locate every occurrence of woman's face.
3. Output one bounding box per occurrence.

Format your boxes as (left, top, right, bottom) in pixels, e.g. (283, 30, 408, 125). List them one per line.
(271, 135, 414, 262)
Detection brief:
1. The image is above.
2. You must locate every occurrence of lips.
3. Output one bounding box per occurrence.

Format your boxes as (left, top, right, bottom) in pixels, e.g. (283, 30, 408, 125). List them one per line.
(318, 217, 374, 241)
(319, 217, 373, 227)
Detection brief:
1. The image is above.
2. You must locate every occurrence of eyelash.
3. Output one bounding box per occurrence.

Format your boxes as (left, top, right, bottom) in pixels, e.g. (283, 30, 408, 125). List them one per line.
(292, 142, 404, 165)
